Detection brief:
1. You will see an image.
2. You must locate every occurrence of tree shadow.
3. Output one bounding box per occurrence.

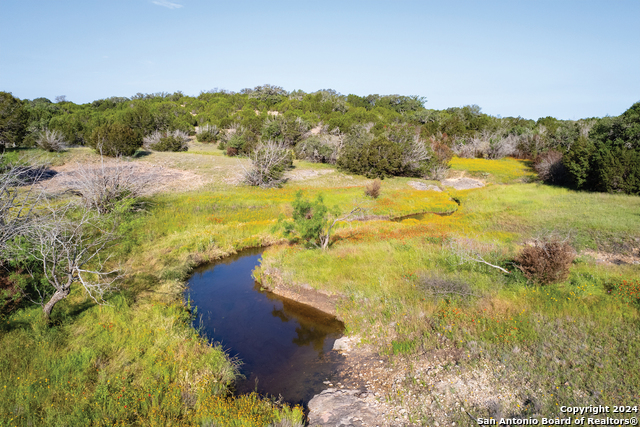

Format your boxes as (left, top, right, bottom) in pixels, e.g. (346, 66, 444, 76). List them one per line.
(132, 150, 153, 158)
(14, 165, 58, 185)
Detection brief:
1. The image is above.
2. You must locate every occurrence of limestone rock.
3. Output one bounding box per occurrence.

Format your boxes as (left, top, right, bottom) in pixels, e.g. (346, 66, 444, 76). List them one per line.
(308, 388, 381, 427)
(407, 181, 442, 191)
(333, 336, 360, 352)
(440, 177, 484, 190)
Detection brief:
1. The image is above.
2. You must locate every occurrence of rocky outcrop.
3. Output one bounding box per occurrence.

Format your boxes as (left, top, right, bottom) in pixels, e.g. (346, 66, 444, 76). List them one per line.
(307, 388, 382, 427)
(440, 177, 485, 190)
(407, 181, 442, 191)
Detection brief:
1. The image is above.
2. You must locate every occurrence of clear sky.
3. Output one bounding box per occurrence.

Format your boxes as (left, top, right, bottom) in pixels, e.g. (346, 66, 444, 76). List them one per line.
(1, 0, 638, 120)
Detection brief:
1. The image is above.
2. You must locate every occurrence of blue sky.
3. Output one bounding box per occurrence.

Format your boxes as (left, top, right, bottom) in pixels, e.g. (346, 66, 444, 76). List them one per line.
(1, 0, 638, 120)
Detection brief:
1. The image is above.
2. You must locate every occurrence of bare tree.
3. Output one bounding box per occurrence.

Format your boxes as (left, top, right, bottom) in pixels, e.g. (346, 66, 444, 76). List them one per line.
(36, 127, 67, 152)
(0, 158, 44, 254)
(26, 205, 122, 320)
(70, 155, 150, 214)
(242, 140, 291, 188)
(402, 135, 431, 173)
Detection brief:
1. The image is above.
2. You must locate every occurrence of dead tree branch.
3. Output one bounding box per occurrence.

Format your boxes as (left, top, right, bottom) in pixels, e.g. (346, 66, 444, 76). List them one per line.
(26, 204, 122, 319)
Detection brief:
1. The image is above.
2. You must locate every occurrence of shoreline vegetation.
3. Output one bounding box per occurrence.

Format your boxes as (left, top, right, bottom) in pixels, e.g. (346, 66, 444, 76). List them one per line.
(1, 87, 639, 425)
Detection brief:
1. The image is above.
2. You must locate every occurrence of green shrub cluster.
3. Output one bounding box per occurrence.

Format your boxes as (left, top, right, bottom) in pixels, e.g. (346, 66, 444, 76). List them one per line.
(196, 124, 220, 143)
(144, 129, 189, 152)
(89, 123, 142, 156)
(4, 87, 639, 187)
(562, 102, 640, 194)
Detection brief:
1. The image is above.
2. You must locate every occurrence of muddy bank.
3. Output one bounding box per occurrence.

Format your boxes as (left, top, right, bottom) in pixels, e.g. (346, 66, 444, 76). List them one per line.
(256, 266, 343, 319)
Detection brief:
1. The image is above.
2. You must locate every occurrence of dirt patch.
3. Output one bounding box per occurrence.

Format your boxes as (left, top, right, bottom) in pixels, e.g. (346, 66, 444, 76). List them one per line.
(285, 168, 334, 181)
(35, 160, 208, 196)
(323, 337, 522, 426)
(441, 177, 485, 190)
(581, 249, 640, 266)
(407, 181, 442, 192)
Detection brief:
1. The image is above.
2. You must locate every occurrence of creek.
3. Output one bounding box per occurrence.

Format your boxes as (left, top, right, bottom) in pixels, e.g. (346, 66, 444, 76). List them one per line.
(185, 248, 345, 405)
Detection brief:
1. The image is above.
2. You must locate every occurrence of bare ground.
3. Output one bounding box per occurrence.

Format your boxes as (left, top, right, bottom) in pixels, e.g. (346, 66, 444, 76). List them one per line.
(36, 160, 208, 196)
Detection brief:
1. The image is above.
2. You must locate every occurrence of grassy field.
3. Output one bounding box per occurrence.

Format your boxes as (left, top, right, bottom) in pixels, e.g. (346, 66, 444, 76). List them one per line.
(1, 146, 639, 426)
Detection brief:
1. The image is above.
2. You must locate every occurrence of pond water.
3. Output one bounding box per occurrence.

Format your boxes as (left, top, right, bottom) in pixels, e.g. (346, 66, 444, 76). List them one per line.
(185, 248, 345, 405)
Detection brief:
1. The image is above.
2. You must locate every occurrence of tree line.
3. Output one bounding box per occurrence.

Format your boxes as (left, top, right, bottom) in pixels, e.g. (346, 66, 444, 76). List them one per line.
(1, 87, 638, 193)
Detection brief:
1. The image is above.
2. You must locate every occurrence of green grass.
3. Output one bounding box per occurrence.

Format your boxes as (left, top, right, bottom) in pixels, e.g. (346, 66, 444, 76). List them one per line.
(2, 148, 639, 425)
(449, 156, 536, 183)
(257, 176, 640, 421)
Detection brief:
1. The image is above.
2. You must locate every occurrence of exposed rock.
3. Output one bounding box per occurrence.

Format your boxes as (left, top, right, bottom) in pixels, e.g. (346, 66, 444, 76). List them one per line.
(308, 388, 382, 427)
(333, 336, 361, 352)
(440, 177, 484, 190)
(407, 181, 442, 191)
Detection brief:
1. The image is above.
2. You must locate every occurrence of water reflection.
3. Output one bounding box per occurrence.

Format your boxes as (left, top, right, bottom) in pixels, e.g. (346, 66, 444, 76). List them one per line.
(186, 248, 344, 404)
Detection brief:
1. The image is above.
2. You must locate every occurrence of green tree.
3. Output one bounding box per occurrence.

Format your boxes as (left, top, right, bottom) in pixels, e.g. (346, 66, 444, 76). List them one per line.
(0, 92, 28, 150)
(282, 192, 362, 250)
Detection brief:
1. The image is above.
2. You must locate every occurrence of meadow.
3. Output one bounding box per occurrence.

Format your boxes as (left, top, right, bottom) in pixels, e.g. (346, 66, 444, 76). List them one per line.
(1, 145, 639, 426)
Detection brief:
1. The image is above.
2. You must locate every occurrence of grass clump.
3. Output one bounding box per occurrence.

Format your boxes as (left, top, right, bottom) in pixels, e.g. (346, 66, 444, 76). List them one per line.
(364, 179, 381, 198)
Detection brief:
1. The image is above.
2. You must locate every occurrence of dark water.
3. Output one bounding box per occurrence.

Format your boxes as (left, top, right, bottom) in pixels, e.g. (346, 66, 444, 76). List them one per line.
(185, 248, 344, 405)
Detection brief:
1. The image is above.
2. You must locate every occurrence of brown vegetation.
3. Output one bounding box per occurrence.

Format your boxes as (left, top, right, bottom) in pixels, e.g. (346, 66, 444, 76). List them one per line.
(515, 237, 575, 284)
(364, 179, 381, 198)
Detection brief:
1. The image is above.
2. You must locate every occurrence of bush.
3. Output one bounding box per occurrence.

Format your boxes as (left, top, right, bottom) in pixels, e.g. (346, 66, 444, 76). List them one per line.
(196, 124, 220, 143)
(339, 136, 403, 178)
(515, 237, 575, 284)
(71, 157, 149, 214)
(0, 92, 28, 149)
(261, 116, 309, 146)
(534, 150, 565, 183)
(89, 123, 142, 157)
(219, 124, 256, 156)
(243, 141, 292, 188)
(563, 102, 640, 195)
(143, 130, 189, 152)
(364, 179, 381, 198)
(294, 136, 340, 164)
(36, 128, 67, 152)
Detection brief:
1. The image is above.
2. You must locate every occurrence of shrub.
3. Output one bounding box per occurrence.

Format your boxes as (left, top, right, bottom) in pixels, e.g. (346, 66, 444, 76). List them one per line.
(196, 124, 220, 143)
(261, 116, 309, 146)
(338, 136, 403, 178)
(515, 237, 575, 284)
(281, 191, 363, 250)
(0, 92, 28, 149)
(364, 179, 381, 198)
(243, 141, 292, 188)
(70, 157, 150, 214)
(400, 135, 432, 176)
(219, 124, 256, 156)
(562, 102, 640, 195)
(534, 150, 565, 183)
(36, 128, 67, 152)
(143, 130, 189, 152)
(89, 123, 142, 157)
(294, 136, 340, 164)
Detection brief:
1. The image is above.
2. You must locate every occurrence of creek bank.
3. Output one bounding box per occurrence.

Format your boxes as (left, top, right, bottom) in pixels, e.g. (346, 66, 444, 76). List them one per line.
(255, 266, 343, 319)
